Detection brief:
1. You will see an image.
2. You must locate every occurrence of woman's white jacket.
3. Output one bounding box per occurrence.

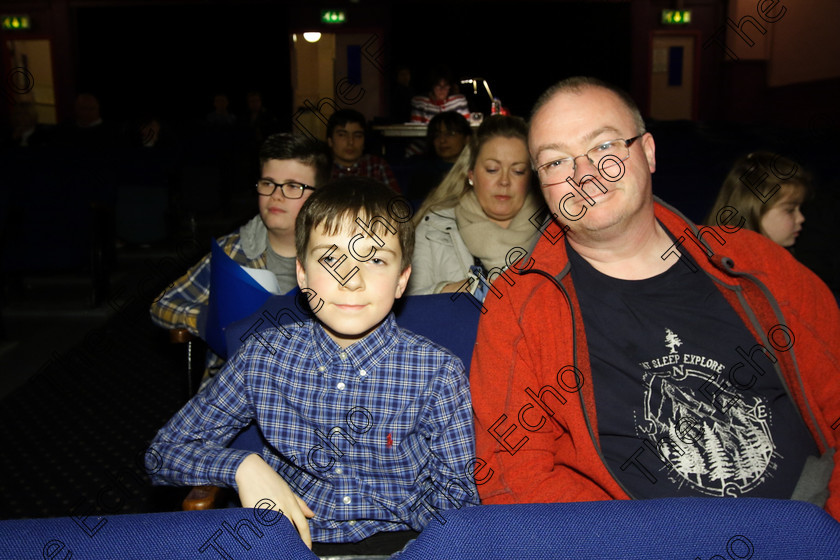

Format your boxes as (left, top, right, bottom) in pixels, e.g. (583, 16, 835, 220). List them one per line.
(407, 207, 473, 295)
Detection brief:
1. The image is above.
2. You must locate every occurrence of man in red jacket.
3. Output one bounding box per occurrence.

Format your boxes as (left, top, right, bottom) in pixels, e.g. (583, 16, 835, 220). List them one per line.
(470, 76, 840, 519)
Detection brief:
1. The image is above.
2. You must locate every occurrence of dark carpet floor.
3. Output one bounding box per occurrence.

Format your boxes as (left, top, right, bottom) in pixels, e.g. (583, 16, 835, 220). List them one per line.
(0, 246, 209, 521)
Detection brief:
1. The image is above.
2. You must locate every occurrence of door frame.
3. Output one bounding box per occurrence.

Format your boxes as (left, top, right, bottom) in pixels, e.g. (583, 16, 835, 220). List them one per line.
(647, 30, 702, 120)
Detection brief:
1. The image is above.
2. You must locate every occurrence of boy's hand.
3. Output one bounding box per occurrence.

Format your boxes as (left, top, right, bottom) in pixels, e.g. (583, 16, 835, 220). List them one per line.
(235, 454, 315, 548)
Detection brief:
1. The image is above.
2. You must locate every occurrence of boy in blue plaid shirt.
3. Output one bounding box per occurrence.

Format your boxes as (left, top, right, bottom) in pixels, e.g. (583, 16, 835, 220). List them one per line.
(148, 177, 478, 555)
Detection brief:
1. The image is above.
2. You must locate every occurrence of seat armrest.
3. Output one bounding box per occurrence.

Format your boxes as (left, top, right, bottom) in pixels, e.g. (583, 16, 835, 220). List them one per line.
(182, 485, 222, 510)
(169, 328, 195, 344)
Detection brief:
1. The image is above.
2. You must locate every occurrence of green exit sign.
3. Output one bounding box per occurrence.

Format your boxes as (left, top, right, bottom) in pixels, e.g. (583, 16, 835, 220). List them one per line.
(321, 10, 346, 24)
(2, 14, 31, 30)
(662, 10, 692, 24)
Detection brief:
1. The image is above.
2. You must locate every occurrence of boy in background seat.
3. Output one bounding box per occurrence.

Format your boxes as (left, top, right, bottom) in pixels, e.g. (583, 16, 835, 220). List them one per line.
(326, 109, 401, 192)
(150, 133, 330, 387)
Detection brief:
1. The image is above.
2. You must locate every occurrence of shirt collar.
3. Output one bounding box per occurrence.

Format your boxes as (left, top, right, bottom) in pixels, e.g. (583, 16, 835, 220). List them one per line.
(309, 313, 399, 369)
(333, 160, 360, 172)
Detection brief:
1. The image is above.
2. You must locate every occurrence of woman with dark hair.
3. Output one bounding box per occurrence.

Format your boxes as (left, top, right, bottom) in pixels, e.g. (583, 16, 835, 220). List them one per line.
(406, 111, 472, 200)
(426, 111, 472, 163)
(408, 115, 546, 298)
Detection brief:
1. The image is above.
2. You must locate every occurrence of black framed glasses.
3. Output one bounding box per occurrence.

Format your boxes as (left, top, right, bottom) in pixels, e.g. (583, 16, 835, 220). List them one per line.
(256, 179, 316, 199)
(536, 135, 643, 187)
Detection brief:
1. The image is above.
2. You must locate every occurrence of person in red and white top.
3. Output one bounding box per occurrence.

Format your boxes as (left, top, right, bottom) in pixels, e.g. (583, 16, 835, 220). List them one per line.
(410, 71, 469, 123)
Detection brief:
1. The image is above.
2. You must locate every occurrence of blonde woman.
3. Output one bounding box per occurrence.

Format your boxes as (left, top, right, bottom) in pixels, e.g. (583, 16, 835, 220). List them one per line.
(408, 115, 545, 298)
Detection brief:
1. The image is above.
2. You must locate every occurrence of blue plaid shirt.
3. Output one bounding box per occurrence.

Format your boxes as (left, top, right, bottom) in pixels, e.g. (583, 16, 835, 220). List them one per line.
(148, 313, 478, 543)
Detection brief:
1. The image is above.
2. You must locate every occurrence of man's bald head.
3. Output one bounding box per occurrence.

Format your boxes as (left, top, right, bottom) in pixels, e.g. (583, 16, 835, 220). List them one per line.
(530, 76, 646, 137)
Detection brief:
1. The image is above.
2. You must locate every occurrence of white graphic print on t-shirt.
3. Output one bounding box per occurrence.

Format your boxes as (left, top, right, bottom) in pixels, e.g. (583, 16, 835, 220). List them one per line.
(634, 328, 779, 497)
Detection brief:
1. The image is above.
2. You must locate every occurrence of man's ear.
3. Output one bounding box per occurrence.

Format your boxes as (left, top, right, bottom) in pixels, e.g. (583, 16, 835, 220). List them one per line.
(395, 265, 411, 299)
(642, 132, 656, 174)
(327, 136, 334, 149)
(295, 258, 308, 290)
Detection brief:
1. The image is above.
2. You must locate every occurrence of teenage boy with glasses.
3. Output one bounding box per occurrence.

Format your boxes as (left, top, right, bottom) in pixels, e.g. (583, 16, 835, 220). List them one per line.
(150, 133, 330, 387)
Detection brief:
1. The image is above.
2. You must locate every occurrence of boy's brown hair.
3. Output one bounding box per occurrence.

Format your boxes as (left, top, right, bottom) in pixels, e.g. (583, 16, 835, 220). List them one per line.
(259, 133, 331, 186)
(295, 176, 415, 270)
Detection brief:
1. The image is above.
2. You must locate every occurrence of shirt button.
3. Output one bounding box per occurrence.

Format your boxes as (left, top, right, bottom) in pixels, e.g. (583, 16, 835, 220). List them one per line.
(359, 369, 367, 377)
(348, 520, 356, 526)
(334, 467, 343, 475)
(317, 366, 326, 373)
(343, 496, 352, 505)
(339, 352, 348, 360)
(336, 382, 346, 391)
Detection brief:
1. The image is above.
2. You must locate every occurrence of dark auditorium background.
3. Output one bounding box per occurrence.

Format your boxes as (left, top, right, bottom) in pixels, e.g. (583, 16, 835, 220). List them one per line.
(1, 0, 839, 520)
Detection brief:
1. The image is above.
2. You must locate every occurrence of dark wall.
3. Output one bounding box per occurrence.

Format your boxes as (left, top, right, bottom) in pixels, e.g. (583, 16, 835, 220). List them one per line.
(75, 3, 291, 124)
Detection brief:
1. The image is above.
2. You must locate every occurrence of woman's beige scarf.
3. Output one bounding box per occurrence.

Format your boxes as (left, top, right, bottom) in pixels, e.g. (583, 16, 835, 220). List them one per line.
(454, 189, 543, 272)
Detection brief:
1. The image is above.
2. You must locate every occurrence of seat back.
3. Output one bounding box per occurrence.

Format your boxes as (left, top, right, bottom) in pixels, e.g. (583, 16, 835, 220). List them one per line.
(395, 498, 840, 559)
(225, 292, 481, 370)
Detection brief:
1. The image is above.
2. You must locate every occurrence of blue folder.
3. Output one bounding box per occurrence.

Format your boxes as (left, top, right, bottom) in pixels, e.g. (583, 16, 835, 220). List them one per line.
(204, 239, 279, 359)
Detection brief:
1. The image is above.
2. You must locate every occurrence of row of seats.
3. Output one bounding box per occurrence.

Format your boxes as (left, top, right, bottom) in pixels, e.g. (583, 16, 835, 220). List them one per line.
(2, 497, 838, 559)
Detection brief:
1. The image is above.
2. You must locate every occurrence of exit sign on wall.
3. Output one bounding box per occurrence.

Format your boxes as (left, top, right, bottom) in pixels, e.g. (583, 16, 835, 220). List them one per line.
(662, 10, 692, 24)
(321, 10, 346, 24)
(2, 15, 31, 30)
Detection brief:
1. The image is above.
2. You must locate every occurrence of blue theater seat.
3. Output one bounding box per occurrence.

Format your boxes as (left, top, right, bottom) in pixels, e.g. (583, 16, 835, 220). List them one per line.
(0, 507, 317, 560)
(224, 291, 482, 371)
(3, 498, 837, 559)
(394, 498, 840, 559)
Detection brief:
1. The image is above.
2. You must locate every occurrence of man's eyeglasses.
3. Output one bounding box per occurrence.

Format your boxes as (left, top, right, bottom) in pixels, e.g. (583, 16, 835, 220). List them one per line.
(256, 179, 316, 199)
(536, 135, 643, 187)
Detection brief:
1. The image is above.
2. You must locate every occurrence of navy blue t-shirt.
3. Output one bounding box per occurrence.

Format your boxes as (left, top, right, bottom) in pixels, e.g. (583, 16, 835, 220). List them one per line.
(567, 240, 818, 499)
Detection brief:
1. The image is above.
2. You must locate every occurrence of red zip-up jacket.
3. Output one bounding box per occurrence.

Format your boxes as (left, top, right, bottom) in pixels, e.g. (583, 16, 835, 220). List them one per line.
(470, 199, 840, 519)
